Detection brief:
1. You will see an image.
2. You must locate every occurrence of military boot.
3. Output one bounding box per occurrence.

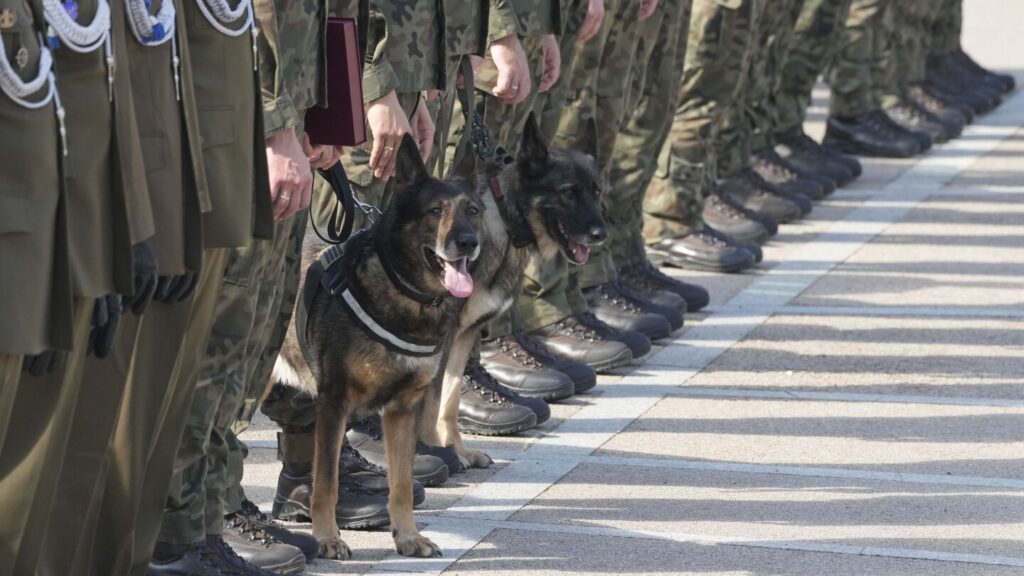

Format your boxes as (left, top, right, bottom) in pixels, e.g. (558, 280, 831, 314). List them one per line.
(908, 84, 970, 130)
(926, 55, 1001, 112)
(458, 361, 540, 435)
(229, 500, 318, 561)
(200, 535, 281, 576)
(221, 515, 306, 575)
(951, 49, 1014, 93)
(884, 102, 953, 144)
(618, 261, 710, 313)
(775, 130, 859, 184)
(648, 229, 756, 274)
(148, 543, 221, 576)
(346, 414, 450, 486)
(342, 440, 427, 504)
(701, 190, 774, 244)
(751, 148, 829, 200)
(508, 330, 598, 394)
(717, 171, 805, 223)
(529, 314, 636, 371)
(824, 111, 922, 158)
(582, 282, 674, 340)
(480, 335, 576, 401)
(271, 465, 391, 529)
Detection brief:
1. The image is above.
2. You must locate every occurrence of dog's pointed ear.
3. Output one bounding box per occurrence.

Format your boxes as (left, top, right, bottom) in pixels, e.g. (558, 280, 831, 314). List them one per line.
(394, 133, 429, 189)
(518, 113, 549, 172)
(578, 117, 599, 159)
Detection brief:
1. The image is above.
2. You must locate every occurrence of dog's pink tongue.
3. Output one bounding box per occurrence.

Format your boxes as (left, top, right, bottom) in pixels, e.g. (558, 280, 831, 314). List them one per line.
(442, 258, 474, 298)
(570, 240, 591, 264)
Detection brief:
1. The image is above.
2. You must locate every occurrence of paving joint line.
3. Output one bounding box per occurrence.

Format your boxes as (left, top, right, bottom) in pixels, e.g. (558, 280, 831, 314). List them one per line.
(365, 92, 1024, 574)
(664, 386, 1024, 408)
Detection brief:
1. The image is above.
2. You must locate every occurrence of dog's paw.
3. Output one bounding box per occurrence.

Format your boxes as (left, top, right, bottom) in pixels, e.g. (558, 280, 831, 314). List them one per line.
(317, 536, 352, 560)
(395, 534, 442, 558)
(458, 446, 493, 469)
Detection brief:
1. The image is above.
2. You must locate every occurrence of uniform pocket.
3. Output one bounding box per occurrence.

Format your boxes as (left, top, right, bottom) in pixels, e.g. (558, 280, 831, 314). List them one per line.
(0, 188, 33, 234)
(198, 106, 238, 149)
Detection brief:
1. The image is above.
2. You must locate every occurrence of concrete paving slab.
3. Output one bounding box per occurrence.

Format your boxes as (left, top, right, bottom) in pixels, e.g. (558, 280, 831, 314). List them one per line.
(597, 396, 1024, 478)
(508, 463, 1024, 559)
(683, 314, 1024, 399)
(951, 129, 1024, 188)
(446, 528, 1023, 576)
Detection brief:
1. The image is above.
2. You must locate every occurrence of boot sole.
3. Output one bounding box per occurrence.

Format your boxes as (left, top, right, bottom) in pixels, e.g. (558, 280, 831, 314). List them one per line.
(259, 552, 307, 575)
(663, 253, 755, 274)
(823, 136, 920, 158)
(590, 347, 636, 373)
(415, 463, 450, 487)
(271, 498, 391, 530)
(458, 411, 538, 436)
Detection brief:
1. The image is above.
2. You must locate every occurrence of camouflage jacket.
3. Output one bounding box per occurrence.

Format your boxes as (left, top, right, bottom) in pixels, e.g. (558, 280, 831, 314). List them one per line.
(497, 0, 562, 39)
(363, 0, 446, 99)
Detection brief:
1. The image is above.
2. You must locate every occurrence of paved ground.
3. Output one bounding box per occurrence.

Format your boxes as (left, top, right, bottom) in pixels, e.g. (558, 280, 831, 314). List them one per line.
(239, 3, 1024, 574)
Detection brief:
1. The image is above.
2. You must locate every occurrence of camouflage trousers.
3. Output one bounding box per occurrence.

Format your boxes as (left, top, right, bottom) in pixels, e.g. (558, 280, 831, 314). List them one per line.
(262, 92, 422, 468)
(744, 0, 802, 153)
(643, 0, 761, 243)
(774, 0, 854, 137)
(827, 0, 890, 118)
(160, 213, 306, 544)
(931, 0, 962, 56)
(608, 0, 691, 268)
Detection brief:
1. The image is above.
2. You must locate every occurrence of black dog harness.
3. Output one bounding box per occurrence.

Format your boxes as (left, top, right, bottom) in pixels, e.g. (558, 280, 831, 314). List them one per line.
(297, 230, 445, 365)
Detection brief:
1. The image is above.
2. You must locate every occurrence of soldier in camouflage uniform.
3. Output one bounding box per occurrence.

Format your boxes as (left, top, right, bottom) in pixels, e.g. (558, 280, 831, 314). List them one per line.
(602, 0, 714, 314)
(641, 0, 767, 274)
(771, 0, 863, 186)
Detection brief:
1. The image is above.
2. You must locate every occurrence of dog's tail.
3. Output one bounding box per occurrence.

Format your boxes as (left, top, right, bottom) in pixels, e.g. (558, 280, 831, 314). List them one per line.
(272, 355, 318, 397)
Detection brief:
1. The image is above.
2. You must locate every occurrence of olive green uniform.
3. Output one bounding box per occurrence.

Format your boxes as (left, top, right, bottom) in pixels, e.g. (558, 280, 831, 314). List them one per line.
(0, 0, 159, 572)
(642, 0, 762, 243)
(826, 0, 889, 118)
(0, 0, 71, 570)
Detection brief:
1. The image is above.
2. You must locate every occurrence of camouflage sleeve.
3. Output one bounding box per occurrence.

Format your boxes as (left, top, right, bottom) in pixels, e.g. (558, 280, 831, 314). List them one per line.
(254, 0, 300, 136)
(488, 0, 522, 43)
(361, 6, 401, 102)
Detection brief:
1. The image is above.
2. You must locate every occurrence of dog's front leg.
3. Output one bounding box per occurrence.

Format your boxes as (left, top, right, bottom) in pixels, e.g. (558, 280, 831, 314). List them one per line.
(437, 333, 492, 469)
(311, 396, 351, 559)
(383, 403, 441, 558)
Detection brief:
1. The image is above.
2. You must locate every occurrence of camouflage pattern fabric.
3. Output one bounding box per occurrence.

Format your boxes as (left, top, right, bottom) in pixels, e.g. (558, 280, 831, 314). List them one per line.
(826, 0, 889, 119)
(534, 0, 588, 141)
(363, 1, 446, 100)
(774, 0, 854, 137)
(643, 0, 761, 243)
(746, 0, 802, 152)
(608, 0, 692, 269)
(931, 0, 962, 56)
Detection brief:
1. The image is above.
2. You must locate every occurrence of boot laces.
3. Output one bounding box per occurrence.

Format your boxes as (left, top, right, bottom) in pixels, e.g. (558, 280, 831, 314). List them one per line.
(755, 150, 797, 182)
(342, 441, 387, 475)
(496, 336, 543, 368)
(511, 331, 558, 362)
(556, 316, 602, 343)
(225, 513, 276, 548)
(594, 284, 643, 314)
(708, 193, 746, 220)
(202, 536, 276, 576)
(464, 364, 515, 406)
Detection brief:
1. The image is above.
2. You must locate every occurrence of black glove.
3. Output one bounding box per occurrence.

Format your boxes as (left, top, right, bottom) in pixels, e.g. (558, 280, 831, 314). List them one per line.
(88, 294, 123, 359)
(22, 350, 67, 377)
(154, 269, 199, 303)
(123, 239, 159, 316)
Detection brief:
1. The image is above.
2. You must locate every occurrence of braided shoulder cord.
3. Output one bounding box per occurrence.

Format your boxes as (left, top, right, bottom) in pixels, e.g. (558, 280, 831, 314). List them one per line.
(192, 0, 257, 70)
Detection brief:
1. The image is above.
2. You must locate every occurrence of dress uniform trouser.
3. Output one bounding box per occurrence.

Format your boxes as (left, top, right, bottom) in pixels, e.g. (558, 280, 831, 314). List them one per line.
(0, 298, 92, 576)
(0, 355, 21, 452)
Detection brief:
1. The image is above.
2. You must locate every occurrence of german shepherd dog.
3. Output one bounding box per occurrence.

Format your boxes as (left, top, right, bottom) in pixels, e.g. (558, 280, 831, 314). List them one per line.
(274, 135, 484, 559)
(420, 113, 608, 469)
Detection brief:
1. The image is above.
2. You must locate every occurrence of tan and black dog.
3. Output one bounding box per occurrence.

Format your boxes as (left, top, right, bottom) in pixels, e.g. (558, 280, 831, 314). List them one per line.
(421, 114, 608, 469)
(274, 134, 484, 559)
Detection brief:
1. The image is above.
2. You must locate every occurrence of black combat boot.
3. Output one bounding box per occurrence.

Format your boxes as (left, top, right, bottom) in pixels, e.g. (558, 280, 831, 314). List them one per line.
(951, 48, 1014, 93)
(507, 330, 598, 394)
(458, 361, 540, 435)
(701, 190, 774, 244)
(346, 414, 450, 486)
(824, 111, 922, 157)
(341, 440, 427, 504)
(148, 542, 221, 576)
(717, 170, 806, 223)
(618, 261, 710, 313)
(751, 147, 829, 200)
(270, 465, 391, 529)
(582, 282, 675, 340)
(529, 314, 636, 371)
(648, 230, 755, 273)
(775, 130, 859, 184)
(200, 535, 280, 576)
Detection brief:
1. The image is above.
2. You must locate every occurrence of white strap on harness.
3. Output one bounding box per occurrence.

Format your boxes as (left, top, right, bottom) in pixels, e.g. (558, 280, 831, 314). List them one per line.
(338, 288, 439, 356)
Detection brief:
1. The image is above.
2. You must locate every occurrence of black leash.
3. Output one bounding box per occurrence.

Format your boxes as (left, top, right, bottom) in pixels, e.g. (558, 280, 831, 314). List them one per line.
(309, 161, 382, 245)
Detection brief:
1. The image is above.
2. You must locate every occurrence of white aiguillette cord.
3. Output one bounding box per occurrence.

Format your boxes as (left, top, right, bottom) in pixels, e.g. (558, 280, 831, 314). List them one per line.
(193, 0, 258, 71)
(43, 0, 115, 101)
(124, 0, 182, 100)
(0, 32, 67, 155)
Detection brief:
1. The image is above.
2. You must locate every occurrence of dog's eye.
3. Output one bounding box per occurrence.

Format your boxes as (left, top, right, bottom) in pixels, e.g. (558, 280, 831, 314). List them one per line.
(466, 206, 480, 216)
(430, 207, 443, 216)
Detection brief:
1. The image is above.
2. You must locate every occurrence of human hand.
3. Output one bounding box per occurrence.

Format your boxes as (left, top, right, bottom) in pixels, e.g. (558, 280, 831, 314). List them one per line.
(489, 34, 531, 104)
(301, 132, 343, 170)
(580, 0, 605, 43)
(122, 238, 158, 315)
(88, 294, 122, 359)
(266, 128, 314, 220)
(366, 90, 414, 180)
(410, 97, 435, 164)
(538, 34, 562, 93)
(22, 350, 66, 376)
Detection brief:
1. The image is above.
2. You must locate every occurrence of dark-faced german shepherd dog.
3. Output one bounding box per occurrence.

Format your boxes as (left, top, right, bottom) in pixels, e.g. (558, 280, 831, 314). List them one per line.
(274, 135, 485, 559)
(420, 114, 608, 469)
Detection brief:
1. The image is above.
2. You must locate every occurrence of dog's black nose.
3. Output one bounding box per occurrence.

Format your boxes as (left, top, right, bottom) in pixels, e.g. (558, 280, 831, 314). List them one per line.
(455, 233, 479, 253)
(588, 226, 608, 244)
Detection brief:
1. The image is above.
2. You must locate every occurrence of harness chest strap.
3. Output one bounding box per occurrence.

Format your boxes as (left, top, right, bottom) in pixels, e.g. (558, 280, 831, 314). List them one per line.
(297, 233, 445, 365)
